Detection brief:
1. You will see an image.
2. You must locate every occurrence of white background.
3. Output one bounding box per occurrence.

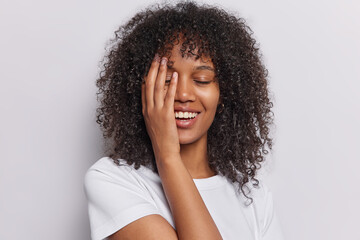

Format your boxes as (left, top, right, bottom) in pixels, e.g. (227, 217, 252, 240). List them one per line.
(0, 0, 359, 239)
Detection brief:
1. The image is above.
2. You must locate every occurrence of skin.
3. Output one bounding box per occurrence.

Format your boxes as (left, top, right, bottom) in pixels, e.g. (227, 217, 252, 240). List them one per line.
(109, 42, 223, 240)
(161, 43, 220, 178)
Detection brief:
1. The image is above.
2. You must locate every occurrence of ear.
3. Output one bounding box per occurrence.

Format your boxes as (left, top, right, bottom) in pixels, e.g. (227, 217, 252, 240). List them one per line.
(217, 95, 222, 105)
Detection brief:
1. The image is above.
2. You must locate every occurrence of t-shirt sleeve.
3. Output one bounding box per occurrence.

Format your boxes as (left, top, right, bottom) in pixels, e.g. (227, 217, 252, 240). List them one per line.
(83, 161, 161, 240)
(253, 183, 285, 240)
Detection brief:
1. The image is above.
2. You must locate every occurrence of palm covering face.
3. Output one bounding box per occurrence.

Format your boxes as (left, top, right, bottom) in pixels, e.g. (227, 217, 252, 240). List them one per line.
(141, 55, 180, 160)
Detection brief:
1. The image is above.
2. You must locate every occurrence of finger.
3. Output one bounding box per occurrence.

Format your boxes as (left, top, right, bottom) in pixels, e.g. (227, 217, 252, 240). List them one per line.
(154, 57, 168, 108)
(164, 71, 178, 109)
(146, 54, 161, 109)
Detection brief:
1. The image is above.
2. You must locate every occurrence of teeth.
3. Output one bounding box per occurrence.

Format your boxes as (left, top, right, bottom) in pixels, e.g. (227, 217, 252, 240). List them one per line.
(175, 111, 198, 119)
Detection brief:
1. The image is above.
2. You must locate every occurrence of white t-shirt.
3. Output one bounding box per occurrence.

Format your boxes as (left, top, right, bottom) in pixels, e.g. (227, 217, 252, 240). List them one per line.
(84, 157, 284, 240)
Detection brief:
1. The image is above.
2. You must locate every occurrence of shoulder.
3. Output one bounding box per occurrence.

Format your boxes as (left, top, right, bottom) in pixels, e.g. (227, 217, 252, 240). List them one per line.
(83, 157, 156, 202)
(84, 157, 133, 179)
(83, 157, 161, 240)
(84, 157, 149, 187)
(247, 182, 274, 227)
(246, 181, 284, 239)
(248, 181, 272, 206)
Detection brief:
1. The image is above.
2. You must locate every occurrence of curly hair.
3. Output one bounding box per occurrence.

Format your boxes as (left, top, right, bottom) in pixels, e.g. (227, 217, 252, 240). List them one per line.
(96, 1, 274, 203)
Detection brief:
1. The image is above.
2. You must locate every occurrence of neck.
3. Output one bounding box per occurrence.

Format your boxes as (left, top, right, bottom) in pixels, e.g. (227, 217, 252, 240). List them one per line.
(179, 133, 216, 179)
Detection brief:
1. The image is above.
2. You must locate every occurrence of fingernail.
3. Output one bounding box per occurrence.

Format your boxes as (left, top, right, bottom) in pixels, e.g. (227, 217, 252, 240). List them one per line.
(161, 57, 167, 65)
(153, 53, 160, 62)
(173, 72, 178, 78)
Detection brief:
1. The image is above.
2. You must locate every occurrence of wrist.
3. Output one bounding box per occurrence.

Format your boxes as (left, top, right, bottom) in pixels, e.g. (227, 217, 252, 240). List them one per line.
(155, 152, 182, 167)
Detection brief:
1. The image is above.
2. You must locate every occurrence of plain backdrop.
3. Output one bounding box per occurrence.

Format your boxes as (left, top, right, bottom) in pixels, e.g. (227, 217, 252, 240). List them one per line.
(0, 0, 359, 239)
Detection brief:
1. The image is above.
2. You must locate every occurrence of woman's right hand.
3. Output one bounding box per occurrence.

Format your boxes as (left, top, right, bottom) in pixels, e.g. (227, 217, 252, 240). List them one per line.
(141, 54, 180, 161)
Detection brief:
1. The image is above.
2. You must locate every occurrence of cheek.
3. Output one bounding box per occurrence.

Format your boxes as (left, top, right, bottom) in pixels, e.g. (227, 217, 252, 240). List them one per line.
(198, 88, 220, 110)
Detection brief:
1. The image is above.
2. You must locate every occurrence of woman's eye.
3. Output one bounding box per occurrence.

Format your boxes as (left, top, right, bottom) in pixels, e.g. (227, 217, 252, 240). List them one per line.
(164, 78, 212, 85)
(194, 80, 212, 85)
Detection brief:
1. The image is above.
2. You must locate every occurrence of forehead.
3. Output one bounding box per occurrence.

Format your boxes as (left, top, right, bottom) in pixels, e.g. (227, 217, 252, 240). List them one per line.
(166, 42, 214, 68)
(160, 31, 214, 65)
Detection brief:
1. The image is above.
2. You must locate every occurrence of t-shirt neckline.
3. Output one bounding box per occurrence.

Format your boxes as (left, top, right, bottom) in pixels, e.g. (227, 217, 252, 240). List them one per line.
(192, 174, 226, 190)
(118, 159, 226, 191)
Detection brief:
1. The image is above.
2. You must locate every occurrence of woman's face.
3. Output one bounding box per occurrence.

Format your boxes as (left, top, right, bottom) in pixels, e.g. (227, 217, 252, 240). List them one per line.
(164, 43, 220, 145)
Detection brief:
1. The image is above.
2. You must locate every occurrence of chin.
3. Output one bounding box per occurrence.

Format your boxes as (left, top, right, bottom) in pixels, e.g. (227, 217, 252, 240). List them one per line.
(178, 131, 205, 145)
(177, 133, 195, 145)
(178, 137, 195, 145)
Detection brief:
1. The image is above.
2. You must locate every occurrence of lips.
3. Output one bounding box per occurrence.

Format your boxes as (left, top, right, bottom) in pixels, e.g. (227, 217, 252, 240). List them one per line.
(174, 106, 201, 113)
(175, 112, 200, 129)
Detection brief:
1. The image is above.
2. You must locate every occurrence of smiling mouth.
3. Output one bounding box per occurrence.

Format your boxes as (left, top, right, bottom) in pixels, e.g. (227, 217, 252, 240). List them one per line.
(174, 111, 200, 120)
(174, 112, 200, 128)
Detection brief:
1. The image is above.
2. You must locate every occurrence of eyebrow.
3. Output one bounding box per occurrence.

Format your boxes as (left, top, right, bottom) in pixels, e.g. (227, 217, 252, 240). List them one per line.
(167, 61, 215, 72)
(194, 65, 215, 72)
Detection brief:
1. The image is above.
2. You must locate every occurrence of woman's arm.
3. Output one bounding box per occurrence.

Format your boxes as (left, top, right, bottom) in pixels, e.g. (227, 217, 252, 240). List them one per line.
(109, 55, 222, 240)
(143, 55, 221, 239)
(156, 153, 223, 240)
(108, 155, 222, 240)
(108, 214, 178, 239)
(144, 55, 222, 239)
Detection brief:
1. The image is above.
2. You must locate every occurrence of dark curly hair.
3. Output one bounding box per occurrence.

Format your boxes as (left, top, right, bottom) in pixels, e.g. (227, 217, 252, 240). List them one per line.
(96, 1, 274, 202)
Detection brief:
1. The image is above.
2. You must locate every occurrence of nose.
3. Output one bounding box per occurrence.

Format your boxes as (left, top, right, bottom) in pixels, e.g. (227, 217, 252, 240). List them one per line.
(174, 74, 196, 103)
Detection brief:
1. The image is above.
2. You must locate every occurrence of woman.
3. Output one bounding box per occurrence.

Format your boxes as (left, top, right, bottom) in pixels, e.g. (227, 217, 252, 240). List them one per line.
(84, 2, 283, 240)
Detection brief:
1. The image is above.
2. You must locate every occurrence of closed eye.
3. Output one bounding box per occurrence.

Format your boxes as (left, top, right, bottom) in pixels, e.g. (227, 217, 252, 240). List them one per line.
(164, 79, 213, 85)
(194, 80, 212, 85)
